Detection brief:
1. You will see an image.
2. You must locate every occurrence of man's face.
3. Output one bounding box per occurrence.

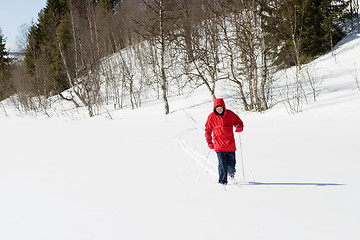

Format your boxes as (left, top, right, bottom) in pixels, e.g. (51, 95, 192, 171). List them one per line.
(215, 106, 224, 114)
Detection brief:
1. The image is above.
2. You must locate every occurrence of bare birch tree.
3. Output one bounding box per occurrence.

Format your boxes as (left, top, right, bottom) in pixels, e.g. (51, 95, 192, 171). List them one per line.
(135, 0, 176, 114)
(218, 0, 273, 111)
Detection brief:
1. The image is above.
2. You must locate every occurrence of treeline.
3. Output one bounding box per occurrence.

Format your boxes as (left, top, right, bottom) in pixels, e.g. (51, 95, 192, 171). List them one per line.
(0, 29, 11, 102)
(1, 0, 359, 116)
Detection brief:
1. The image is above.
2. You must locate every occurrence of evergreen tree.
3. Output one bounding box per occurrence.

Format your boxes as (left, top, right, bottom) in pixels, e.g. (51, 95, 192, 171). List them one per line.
(24, 0, 118, 98)
(24, 0, 71, 96)
(0, 29, 12, 100)
(270, 0, 349, 68)
(301, 0, 347, 59)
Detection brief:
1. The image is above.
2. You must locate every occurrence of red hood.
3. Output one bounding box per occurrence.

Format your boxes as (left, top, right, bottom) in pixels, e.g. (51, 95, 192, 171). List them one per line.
(213, 98, 226, 111)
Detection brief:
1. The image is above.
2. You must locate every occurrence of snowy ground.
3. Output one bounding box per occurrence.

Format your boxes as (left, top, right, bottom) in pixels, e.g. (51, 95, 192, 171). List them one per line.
(1, 32, 360, 239)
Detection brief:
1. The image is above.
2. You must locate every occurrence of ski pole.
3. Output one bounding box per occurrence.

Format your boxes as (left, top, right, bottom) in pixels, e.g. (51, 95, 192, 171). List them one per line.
(238, 133, 246, 184)
(199, 149, 212, 180)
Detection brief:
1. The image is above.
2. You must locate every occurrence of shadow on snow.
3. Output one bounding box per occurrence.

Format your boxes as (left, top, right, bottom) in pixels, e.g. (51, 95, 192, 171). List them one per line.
(247, 181, 345, 187)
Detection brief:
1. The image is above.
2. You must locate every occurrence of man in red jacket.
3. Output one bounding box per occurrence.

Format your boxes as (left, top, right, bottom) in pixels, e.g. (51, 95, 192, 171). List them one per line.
(205, 98, 244, 185)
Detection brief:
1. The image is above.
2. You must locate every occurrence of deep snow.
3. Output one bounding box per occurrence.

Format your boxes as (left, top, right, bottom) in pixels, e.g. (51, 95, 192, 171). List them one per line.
(1, 31, 360, 240)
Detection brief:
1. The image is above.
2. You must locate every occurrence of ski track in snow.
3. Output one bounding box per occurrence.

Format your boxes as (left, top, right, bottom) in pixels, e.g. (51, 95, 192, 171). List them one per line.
(175, 128, 218, 179)
(1, 21, 360, 240)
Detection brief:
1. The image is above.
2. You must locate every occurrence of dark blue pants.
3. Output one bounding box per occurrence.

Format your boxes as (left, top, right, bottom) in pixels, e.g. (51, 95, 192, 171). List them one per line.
(216, 152, 236, 184)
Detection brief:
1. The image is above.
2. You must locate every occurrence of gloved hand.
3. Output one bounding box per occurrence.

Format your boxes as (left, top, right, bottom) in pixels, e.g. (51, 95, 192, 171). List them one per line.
(235, 124, 243, 132)
(208, 142, 214, 149)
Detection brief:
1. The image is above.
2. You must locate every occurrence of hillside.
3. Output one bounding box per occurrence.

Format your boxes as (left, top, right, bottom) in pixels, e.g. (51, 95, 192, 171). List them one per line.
(1, 27, 360, 240)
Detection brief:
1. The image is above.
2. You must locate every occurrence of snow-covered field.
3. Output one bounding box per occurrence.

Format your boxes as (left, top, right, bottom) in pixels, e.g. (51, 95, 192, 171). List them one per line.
(1, 30, 360, 239)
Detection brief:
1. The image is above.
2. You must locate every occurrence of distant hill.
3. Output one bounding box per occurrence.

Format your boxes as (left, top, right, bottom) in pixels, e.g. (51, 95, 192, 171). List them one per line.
(9, 51, 24, 64)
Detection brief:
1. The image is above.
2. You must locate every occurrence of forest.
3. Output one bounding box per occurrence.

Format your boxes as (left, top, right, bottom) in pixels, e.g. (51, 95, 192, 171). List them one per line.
(0, 0, 359, 116)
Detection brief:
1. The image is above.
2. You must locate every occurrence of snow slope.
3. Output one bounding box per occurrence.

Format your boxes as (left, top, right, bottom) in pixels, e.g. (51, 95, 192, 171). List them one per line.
(1, 32, 360, 240)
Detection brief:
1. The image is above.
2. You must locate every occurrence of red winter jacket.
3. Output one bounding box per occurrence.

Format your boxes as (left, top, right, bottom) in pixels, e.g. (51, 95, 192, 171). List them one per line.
(205, 98, 244, 152)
